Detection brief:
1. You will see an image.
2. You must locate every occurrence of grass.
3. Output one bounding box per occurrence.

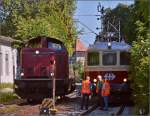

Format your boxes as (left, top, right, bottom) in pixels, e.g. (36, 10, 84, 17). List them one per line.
(0, 83, 19, 113)
(0, 83, 13, 90)
(0, 93, 18, 104)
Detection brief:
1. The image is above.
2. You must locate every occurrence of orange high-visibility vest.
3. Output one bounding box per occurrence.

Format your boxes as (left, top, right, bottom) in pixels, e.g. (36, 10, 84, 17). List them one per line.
(101, 81, 110, 96)
(81, 80, 91, 94)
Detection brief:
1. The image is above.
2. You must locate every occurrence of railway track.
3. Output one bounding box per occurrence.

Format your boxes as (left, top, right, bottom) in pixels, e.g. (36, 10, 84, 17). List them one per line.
(0, 90, 131, 116)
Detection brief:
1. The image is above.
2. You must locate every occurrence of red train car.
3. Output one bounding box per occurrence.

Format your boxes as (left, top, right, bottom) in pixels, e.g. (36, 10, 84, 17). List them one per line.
(14, 36, 75, 101)
(84, 41, 131, 102)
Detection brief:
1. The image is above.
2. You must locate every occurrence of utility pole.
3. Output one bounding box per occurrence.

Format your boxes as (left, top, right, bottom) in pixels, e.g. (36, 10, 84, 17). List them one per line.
(119, 19, 121, 42)
(97, 2, 104, 32)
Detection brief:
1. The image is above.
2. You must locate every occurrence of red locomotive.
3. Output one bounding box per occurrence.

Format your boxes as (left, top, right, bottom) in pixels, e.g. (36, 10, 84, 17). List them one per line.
(84, 41, 131, 102)
(14, 36, 75, 101)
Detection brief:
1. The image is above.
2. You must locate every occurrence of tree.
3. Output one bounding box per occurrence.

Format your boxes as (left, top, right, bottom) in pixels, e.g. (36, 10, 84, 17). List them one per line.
(73, 61, 84, 82)
(130, 0, 150, 114)
(0, 0, 77, 55)
(102, 3, 135, 43)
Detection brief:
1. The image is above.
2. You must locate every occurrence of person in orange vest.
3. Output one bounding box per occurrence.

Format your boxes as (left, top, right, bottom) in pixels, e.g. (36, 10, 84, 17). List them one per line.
(101, 78, 110, 111)
(81, 76, 92, 110)
(96, 75, 104, 110)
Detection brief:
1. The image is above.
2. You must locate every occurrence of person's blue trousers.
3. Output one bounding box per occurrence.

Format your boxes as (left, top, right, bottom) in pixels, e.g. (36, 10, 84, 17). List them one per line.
(103, 96, 108, 110)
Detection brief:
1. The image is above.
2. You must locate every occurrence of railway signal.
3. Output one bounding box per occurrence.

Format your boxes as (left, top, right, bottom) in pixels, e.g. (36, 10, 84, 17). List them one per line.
(50, 59, 57, 115)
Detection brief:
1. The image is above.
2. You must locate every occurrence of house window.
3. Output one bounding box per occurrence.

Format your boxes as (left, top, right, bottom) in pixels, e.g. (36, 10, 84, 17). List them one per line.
(0, 53, 2, 76)
(103, 52, 117, 65)
(5, 53, 9, 75)
(87, 52, 99, 66)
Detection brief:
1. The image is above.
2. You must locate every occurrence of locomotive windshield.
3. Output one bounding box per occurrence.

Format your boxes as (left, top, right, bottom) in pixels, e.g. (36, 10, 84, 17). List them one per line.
(48, 42, 62, 50)
(120, 52, 130, 65)
(102, 52, 117, 65)
(87, 52, 99, 66)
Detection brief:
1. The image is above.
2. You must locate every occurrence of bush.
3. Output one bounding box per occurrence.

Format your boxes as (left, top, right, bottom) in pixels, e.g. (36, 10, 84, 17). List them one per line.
(73, 61, 84, 83)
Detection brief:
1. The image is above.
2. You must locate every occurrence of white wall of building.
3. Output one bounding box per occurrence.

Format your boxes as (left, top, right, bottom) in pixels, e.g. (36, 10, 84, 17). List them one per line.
(0, 44, 17, 83)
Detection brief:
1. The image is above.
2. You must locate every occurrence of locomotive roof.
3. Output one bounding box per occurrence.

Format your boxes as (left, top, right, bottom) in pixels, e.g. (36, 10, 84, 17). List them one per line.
(88, 41, 131, 51)
(27, 36, 63, 44)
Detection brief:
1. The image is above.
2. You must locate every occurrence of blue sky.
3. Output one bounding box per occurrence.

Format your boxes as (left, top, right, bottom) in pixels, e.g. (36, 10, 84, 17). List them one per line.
(74, 0, 134, 46)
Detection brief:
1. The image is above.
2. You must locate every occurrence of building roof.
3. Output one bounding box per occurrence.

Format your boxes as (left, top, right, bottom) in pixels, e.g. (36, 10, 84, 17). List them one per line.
(76, 39, 87, 52)
(88, 41, 131, 51)
(0, 36, 14, 43)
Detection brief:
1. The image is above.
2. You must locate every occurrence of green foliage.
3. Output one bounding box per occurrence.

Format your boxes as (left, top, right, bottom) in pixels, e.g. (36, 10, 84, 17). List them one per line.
(103, 3, 135, 43)
(131, 31, 150, 115)
(0, 93, 18, 103)
(73, 61, 84, 82)
(15, 17, 53, 40)
(130, 0, 150, 114)
(0, 0, 77, 55)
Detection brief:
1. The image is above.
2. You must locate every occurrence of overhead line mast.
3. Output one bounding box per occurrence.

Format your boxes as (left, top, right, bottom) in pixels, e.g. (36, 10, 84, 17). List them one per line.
(96, 2, 121, 42)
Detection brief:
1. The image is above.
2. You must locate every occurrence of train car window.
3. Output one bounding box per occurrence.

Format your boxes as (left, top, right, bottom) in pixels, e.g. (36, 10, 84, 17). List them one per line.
(48, 42, 62, 50)
(103, 52, 117, 65)
(87, 52, 99, 66)
(120, 52, 130, 65)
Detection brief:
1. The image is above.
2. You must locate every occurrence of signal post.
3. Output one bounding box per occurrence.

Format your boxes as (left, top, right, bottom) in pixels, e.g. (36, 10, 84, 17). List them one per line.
(50, 59, 57, 115)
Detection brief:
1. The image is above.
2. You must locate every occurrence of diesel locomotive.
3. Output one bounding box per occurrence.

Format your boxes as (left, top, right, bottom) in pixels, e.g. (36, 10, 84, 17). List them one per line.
(14, 36, 75, 101)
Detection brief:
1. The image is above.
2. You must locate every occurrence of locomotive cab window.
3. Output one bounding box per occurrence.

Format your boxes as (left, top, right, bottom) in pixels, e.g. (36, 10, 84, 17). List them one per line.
(102, 52, 117, 65)
(120, 52, 130, 65)
(87, 52, 99, 66)
(27, 38, 42, 48)
(48, 42, 62, 50)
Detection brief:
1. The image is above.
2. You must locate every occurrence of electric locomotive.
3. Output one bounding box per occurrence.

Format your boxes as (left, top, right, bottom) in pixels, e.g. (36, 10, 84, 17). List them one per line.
(84, 40, 131, 102)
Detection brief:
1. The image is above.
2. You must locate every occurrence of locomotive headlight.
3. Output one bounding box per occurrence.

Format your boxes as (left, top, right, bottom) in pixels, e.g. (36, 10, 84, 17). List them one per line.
(123, 78, 127, 82)
(108, 42, 112, 49)
(20, 72, 24, 76)
(35, 50, 39, 54)
(50, 72, 54, 77)
(93, 79, 97, 83)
